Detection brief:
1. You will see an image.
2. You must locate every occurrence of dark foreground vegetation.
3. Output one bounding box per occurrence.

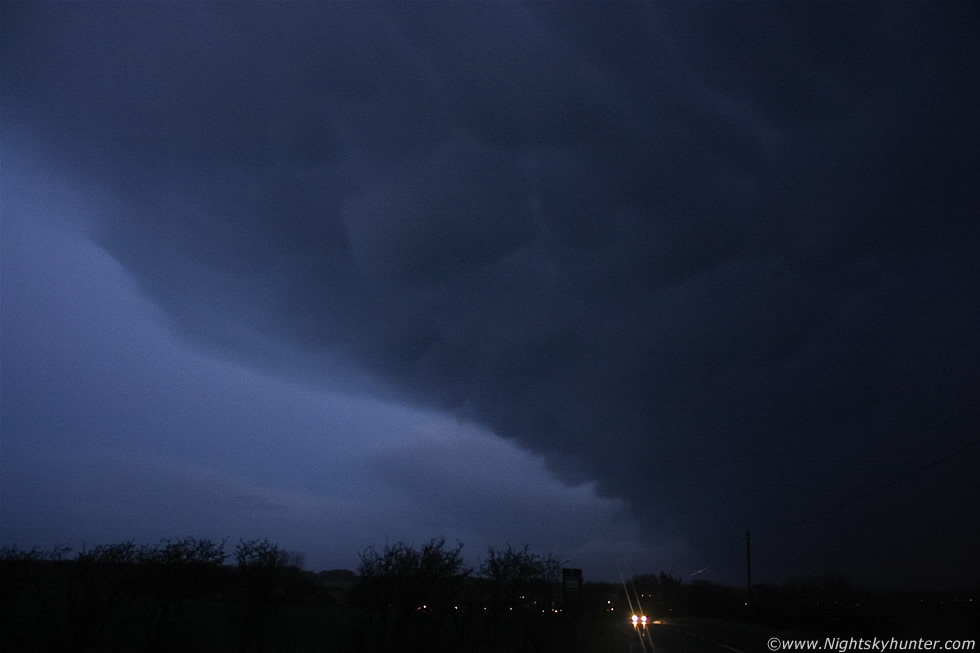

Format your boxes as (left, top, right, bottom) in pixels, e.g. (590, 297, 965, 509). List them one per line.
(2, 538, 976, 652)
(0, 537, 620, 652)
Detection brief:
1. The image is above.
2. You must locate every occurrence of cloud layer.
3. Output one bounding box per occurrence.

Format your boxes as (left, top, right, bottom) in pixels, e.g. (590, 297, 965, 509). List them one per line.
(3, 2, 978, 588)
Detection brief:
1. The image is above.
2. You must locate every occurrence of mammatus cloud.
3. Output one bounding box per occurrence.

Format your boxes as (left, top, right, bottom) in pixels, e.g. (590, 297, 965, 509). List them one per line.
(2, 2, 977, 588)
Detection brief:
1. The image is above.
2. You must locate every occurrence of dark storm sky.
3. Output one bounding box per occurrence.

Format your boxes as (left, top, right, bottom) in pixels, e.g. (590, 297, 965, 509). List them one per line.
(2, 2, 978, 589)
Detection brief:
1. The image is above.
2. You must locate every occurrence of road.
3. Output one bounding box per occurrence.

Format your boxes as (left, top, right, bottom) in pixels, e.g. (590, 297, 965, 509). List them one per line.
(625, 623, 743, 653)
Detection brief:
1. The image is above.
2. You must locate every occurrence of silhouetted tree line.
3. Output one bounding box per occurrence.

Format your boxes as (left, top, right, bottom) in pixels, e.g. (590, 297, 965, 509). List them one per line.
(0, 538, 314, 652)
(478, 544, 564, 653)
(6, 538, 973, 651)
(0, 537, 594, 653)
(349, 539, 577, 653)
(622, 571, 683, 616)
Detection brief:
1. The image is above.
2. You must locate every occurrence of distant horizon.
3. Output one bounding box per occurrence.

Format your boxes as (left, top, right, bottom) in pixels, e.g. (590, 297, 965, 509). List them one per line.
(6, 536, 979, 594)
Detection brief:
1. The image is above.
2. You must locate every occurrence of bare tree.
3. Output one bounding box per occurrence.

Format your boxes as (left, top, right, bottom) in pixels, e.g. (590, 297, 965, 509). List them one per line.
(479, 544, 564, 651)
(355, 537, 470, 652)
(480, 544, 563, 609)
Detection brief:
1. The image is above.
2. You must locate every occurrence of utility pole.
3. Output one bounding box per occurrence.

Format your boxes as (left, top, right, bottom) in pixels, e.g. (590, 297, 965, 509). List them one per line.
(746, 530, 752, 603)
